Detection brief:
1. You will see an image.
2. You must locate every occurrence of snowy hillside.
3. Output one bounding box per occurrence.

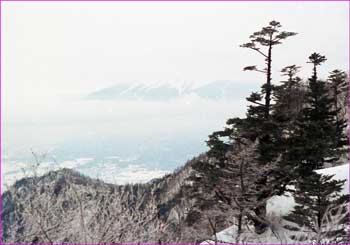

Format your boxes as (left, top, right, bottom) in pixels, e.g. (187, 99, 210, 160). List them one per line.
(203, 163, 350, 244)
(2, 154, 232, 244)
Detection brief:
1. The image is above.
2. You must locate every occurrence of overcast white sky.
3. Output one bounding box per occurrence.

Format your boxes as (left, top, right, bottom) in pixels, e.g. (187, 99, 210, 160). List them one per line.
(3, 2, 349, 97)
(2, 1, 349, 156)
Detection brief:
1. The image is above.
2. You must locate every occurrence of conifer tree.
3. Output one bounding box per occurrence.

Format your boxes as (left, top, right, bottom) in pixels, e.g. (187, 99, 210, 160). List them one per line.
(241, 20, 297, 119)
(292, 53, 339, 174)
(281, 55, 349, 242)
(273, 65, 304, 125)
(270, 65, 304, 173)
(208, 20, 297, 163)
(239, 22, 297, 233)
(206, 21, 297, 234)
(284, 172, 349, 243)
(328, 70, 347, 119)
(328, 70, 348, 158)
(238, 21, 298, 170)
(279, 53, 337, 178)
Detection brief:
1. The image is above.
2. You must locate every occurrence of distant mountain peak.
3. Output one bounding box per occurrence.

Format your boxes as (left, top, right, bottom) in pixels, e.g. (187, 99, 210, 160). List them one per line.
(85, 80, 255, 101)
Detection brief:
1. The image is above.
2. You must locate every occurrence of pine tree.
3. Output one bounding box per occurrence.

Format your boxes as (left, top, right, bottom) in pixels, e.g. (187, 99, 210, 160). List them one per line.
(239, 22, 297, 233)
(237, 21, 298, 169)
(267, 66, 306, 184)
(273, 65, 304, 125)
(206, 21, 297, 234)
(281, 55, 350, 242)
(241, 20, 297, 119)
(291, 53, 339, 175)
(328, 70, 348, 159)
(240, 21, 297, 164)
(284, 172, 349, 243)
(208, 20, 298, 163)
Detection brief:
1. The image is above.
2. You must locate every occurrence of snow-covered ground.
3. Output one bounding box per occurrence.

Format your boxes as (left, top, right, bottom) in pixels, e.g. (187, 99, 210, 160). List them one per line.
(203, 163, 350, 244)
(268, 163, 349, 216)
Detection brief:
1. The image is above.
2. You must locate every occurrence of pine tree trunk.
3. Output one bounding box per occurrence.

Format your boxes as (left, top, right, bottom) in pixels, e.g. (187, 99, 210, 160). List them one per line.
(265, 43, 272, 119)
(238, 211, 242, 234)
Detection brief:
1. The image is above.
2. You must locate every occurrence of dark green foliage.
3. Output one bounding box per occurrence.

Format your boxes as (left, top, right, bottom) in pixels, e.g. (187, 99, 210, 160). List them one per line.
(206, 21, 299, 234)
(239, 21, 297, 169)
(207, 130, 232, 161)
(241, 20, 297, 119)
(276, 54, 349, 241)
(273, 65, 304, 125)
(328, 70, 348, 153)
(205, 22, 349, 238)
(289, 54, 344, 176)
(269, 66, 306, 183)
(209, 20, 298, 165)
(284, 172, 349, 242)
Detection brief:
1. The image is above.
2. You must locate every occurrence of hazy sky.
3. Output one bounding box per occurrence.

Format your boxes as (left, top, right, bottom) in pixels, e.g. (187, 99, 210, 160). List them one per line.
(2, 1, 349, 156)
(3, 2, 349, 97)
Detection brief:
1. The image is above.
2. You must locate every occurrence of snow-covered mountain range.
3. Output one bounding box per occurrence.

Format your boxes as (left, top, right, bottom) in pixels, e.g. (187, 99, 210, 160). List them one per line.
(86, 80, 256, 101)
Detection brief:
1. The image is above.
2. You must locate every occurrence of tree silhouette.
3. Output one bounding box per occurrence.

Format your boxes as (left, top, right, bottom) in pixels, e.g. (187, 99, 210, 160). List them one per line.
(241, 20, 297, 119)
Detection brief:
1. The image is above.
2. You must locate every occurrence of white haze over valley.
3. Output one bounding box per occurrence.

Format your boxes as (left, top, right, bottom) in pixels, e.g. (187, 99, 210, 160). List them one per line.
(2, 82, 250, 189)
(2, 2, 348, 189)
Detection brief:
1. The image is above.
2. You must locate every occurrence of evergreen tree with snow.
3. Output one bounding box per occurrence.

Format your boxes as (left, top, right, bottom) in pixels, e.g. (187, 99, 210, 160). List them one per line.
(292, 53, 341, 174)
(239, 21, 297, 233)
(206, 21, 298, 234)
(284, 172, 349, 243)
(282, 54, 350, 243)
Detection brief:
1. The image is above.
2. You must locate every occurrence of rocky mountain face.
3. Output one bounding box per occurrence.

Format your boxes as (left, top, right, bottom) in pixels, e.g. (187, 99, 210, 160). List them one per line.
(2, 154, 234, 244)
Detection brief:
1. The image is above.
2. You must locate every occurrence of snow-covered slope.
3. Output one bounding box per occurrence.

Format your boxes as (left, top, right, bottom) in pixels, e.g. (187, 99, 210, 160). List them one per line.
(203, 163, 350, 244)
(267, 163, 349, 216)
(2, 154, 231, 244)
